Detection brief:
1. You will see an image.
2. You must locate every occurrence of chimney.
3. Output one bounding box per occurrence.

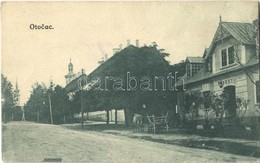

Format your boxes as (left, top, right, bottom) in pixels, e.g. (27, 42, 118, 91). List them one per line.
(136, 39, 139, 47)
(127, 40, 130, 46)
(113, 48, 120, 55)
(219, 15, 222, 25)
(253, 19, 259, 29)
(104, 54, 108, 61)
(119, 44, 123, 50)
(81, 69, 85, 75)
(113, 48, 117, 55)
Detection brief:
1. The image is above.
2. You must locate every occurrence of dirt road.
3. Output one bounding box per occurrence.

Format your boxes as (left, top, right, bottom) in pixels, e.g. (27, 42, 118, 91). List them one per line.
(2, 122, 258, 162)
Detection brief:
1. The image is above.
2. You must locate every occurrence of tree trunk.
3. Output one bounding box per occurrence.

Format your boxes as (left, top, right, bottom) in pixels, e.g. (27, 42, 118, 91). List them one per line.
(124, 109, 128, 126)
(115, 109, 118, 125)
(106, 110, 109, 125)
(37, 110, 40, 123)
(124, 108, 133, 127)
(3, 112, 6, 123)
(63, 115, 66, 124)
(81, 111, 84, 128)
(49, 95, 53, 125)
(110, 110, 113, 122)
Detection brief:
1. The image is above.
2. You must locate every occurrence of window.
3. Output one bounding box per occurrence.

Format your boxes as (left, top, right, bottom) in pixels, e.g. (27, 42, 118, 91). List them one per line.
(256, 81, 260, 104)
(207, 59, 212, 72)
(189, 63, 203, 77)
(187, 64, 191, 79)
(221, 46, 235, 67)
(221, 49, 227, 66)
(228, 47, 234, 64)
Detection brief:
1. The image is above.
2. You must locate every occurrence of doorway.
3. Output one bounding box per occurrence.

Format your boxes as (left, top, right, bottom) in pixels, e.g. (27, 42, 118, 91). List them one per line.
(223, 86, 236, 118)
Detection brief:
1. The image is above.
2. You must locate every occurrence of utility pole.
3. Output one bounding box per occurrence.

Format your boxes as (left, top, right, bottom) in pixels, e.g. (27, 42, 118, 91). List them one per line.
(49, 94, 53, 125)
(78, 69, 99, 129)
(21, 105, 25, 121)
(81, 90, 84, 129)
(48, 77, 54, 125)
(81, 69, 84, 129)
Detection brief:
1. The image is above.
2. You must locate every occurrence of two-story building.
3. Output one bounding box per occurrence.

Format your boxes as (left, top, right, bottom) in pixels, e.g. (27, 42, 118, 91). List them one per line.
(176, 18, 259, 128)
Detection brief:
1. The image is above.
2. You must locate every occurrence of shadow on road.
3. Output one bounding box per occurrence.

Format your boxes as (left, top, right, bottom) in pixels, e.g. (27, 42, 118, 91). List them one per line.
(129, 136, 260, 158)
(63, 123, 260, 158)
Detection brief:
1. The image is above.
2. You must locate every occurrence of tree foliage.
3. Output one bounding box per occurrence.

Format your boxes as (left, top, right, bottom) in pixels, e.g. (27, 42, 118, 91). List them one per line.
(78, 45, 176, 125)
(25, 82, 48, 122)
(182, 91, 251, 129)
(1, 74, 15, 122)
(25, 81, 71, 124)
(52, 85, 70, 124)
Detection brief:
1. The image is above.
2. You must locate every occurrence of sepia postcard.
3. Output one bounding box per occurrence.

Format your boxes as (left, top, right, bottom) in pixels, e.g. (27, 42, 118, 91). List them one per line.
(1, 1, 260, 162)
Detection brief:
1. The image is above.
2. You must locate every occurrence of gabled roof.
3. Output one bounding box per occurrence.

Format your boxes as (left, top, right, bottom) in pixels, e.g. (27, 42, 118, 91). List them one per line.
(178, 20, 258, 87)
(65, 45, 139, 92)
(204, 21, 256, 60)
(176, 57, 259, 87)
(186, 57, 204, 63)
(65, 45, 171, 93)
(202, 48, 209, 58)
(221, 22, 255, 45)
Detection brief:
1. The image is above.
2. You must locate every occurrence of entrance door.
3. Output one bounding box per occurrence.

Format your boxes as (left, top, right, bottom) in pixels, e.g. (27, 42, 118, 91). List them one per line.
(223, 86, 236, 118)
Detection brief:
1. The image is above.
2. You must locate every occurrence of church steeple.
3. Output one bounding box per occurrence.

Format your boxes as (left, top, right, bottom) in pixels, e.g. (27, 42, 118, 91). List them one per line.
(65, 59, 75, 85)
(14, 79, 20, 106)
(68, 58, 73, 74)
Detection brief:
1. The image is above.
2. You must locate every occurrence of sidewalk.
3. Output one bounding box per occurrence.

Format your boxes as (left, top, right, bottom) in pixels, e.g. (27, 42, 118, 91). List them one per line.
(63, 121, 260, 159)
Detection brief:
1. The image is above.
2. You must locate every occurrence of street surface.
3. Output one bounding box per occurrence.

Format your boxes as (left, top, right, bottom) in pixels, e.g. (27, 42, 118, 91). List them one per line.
(2, 122, 259, 162)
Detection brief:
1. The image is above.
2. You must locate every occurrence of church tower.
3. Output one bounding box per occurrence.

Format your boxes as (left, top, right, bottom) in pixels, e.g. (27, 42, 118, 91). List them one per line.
(14, 80, 20, 106)
(65, 59, 75, 85)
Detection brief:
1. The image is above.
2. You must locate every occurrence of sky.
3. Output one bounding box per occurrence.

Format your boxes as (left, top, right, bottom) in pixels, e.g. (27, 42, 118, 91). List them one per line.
(1, 1, 258, 105)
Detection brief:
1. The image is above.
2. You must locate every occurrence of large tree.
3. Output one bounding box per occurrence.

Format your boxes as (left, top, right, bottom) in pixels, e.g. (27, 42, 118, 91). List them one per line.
(25, 82, 49, 123)
(51, 85, 70, 124)
(1, 74, 15, 122)
(66, 45, 177, 126)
